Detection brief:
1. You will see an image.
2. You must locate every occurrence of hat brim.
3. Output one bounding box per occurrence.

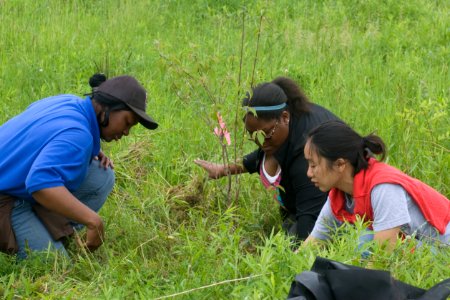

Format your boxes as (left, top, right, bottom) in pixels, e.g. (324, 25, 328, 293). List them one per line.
(128, 105, 158, 130)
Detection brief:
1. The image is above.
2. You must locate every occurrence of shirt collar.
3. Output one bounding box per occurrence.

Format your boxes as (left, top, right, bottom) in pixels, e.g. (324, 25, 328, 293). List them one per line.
(81, 96, 101, 158)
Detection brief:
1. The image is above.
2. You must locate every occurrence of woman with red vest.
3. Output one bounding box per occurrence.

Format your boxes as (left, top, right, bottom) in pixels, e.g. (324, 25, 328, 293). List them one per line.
(302, 121, 450, 249)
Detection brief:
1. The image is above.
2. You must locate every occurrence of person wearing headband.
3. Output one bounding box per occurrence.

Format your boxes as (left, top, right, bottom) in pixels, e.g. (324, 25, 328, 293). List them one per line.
(195, 77, 340, 242)
(0, 73, 158, 258)
(302, 121, 449, 250)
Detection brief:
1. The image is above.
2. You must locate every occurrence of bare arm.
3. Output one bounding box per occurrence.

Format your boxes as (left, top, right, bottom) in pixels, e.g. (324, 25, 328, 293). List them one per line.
(32, 186, 104, 251)
(373, 226, 401, 252)
(294, 235, 324, 253)
(194, 159, 247, 179)
(303, 235, 321, 246)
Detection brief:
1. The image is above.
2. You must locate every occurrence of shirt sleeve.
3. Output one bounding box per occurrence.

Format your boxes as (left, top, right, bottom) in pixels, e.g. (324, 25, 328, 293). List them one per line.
(289, 154, 329, 239)
(310, 198, 342, 240)
(371, 183, 411, 232)
(25, 128, 93, 195)
(242, 149, 261, 174)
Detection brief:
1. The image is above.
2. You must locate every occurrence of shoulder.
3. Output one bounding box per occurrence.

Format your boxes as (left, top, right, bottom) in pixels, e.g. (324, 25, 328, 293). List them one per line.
(371, 183, 407, 195)
(363, 160, 411, 187)
(26, 95, 87, 123)
(27, 94, 83, 109)
(307, 103, 339, 119)
(54, 127, 93, 145)
(370, 183, 409, 206)
(288, 104, 339, 151)
(296, 103, 340, 130)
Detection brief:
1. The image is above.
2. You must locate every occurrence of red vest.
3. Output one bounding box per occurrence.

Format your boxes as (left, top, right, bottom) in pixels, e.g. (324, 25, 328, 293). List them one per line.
(329, 158, 450, 234)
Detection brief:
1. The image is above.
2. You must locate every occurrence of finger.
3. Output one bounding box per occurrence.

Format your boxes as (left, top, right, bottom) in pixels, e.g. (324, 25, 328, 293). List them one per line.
(196, 160, 213, 168)
(100, 156, 109, 169)
(86, 226, 104, 250)
(103, 160, 109, 169)
(194, 159, 205, 165)
(74, 234, 84, 250)
(86, 238, 102, 252)
(194, 159, 207, 168)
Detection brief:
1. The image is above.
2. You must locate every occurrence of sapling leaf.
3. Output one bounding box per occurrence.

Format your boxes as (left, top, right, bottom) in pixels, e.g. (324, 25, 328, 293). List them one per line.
(256, 130, 265, 145)
(243, 106, 257, 117)
(250, 130, 264, 144)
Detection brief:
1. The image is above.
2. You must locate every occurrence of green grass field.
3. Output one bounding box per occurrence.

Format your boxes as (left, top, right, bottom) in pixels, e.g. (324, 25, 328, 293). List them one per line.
(0, 0, 449, 298)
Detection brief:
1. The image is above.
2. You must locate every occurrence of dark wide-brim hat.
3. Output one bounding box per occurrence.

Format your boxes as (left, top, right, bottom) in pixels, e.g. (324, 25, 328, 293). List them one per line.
(97, 75, 158, 130)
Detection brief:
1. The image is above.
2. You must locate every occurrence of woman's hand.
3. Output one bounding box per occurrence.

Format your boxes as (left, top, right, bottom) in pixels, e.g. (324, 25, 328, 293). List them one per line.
(85, 217, 105, 251)
(294, 235, 321, 253)
(95, 150, 114, 169)
(194, 159, 225, 179)
(373, 227, 401, 252)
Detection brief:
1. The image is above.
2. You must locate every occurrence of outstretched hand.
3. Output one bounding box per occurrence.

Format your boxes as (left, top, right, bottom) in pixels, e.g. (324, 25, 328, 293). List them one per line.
(194, 159, 225, 179)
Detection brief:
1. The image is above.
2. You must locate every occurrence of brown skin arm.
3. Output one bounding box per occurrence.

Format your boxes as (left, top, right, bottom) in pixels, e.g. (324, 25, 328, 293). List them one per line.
(374, 226, 401, 251)
(299, 227, 401, 249)
(302, 235, 320, 246)
(302, 228, 402, 249)
(294, 235, 324, 253)
(194, 159, 247, 179)
(32, 186, 104, 251)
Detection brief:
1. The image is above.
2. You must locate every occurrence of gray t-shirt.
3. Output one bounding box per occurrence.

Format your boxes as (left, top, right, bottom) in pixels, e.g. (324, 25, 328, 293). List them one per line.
(310, 183, 450, 244)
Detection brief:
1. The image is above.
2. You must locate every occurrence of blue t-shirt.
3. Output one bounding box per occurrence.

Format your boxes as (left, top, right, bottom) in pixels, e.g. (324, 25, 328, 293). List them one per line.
(0, 94, 100, 201)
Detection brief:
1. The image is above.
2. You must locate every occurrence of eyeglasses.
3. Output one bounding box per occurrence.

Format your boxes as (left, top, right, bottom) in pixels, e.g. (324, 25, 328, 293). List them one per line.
(265, 120, 279, 139)
(248, 120, 279, 143)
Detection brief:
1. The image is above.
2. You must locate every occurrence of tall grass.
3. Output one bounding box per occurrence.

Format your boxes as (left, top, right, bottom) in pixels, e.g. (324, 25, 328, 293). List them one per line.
(0, 0, 448, 298)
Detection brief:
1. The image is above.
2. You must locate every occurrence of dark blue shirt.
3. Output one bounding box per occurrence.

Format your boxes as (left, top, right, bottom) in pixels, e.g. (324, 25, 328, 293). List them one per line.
(0, 95, 100, 201)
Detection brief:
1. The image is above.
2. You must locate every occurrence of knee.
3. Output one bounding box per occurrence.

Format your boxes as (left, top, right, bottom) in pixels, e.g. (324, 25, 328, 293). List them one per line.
(101, 167, 115, 195)
(93, 165, 115, 197)
(88, 160, 116, 195)
(76, 161, 116, 202)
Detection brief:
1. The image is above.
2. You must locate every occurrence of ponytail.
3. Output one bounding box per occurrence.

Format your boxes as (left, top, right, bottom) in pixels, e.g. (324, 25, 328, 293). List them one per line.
(362, 134, 386, 161)
(89, 73, 107, 91)
(272, 77, 310, 116)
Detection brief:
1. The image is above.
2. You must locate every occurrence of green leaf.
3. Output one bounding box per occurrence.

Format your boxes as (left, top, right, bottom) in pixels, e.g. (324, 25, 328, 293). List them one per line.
(243, 106, 257, 117)
(251, 130, 265, 145)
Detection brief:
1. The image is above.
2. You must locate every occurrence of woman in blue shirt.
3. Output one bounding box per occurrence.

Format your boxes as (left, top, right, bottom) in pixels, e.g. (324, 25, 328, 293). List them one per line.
(0, 74, 158, 258)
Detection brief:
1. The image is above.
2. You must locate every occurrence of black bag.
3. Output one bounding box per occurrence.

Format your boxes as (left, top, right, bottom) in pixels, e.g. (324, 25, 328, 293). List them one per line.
(287, 256, 450, 300)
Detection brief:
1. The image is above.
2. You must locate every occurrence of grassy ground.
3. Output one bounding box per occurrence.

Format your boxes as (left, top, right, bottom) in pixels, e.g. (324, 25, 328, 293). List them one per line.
(0, 0, 449, 299)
